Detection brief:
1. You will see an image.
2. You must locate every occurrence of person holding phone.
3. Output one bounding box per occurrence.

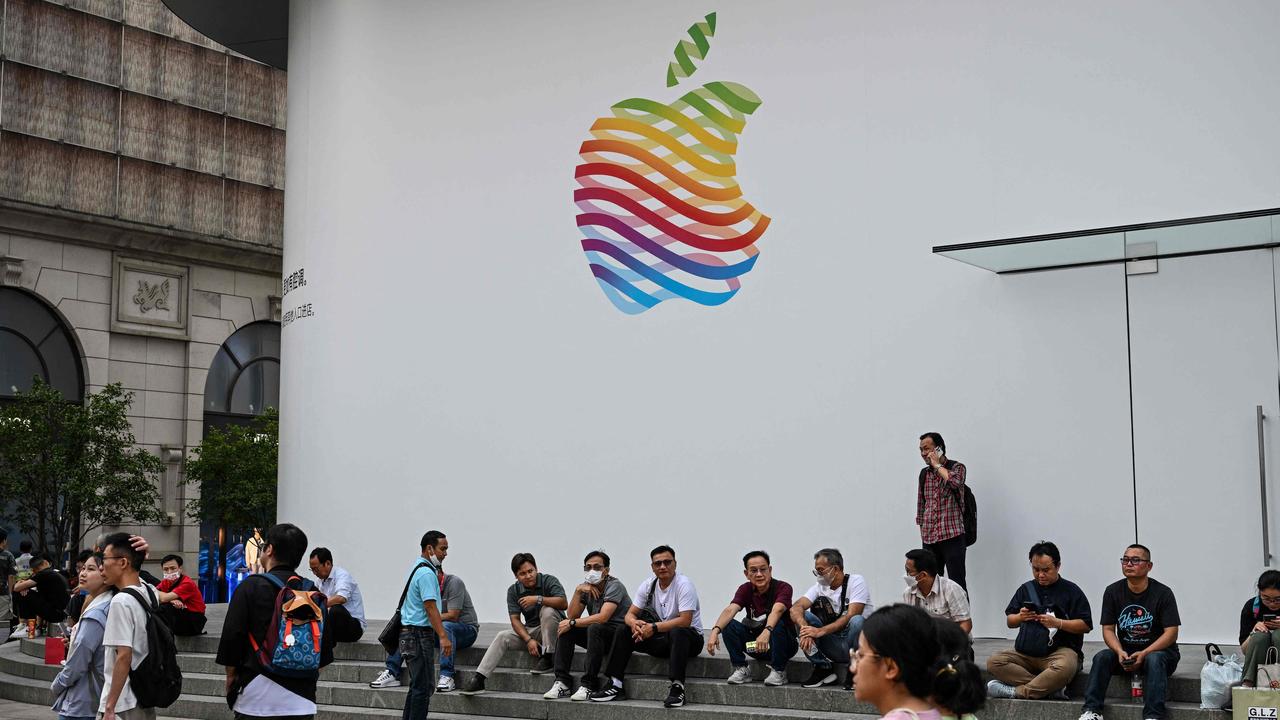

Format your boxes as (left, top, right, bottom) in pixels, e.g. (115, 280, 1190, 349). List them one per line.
(1239, 569, 1280, 687)
(915, 433, 968, 591)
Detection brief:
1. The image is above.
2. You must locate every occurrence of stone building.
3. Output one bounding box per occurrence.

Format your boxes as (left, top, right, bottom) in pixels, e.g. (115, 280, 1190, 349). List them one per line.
(0, 0, 285, 584)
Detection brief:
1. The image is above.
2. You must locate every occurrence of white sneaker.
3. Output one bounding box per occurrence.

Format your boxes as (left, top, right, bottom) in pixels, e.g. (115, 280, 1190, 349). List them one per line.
(570, 685, 591, 701)
(727, 666, 751, 684)
(9, 626, 28, 640)
(370, 670, 401, 688)
(764, 669, 787, 686)
(1078, 712, 1104, 720)
(986, 680, 1017, 699)
(437, 675, 455, 692)
(543, 680, 571, 699)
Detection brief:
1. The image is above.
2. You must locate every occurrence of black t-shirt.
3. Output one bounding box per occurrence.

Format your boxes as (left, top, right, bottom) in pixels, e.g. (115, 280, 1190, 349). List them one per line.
(1239, 597, 1278, 644)
(31, 567, 70, 621)
(1100, 578, 1181, 655)
(1004, 577, 1093, 654)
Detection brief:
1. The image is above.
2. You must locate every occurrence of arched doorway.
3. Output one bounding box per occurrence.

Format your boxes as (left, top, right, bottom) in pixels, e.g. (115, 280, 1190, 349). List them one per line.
(0, 287, 86, 551)
(199, 320, 280, 601)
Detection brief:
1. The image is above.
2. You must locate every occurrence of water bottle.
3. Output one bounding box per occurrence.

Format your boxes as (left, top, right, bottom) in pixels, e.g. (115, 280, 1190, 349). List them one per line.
(1130, 673, 1144, 701)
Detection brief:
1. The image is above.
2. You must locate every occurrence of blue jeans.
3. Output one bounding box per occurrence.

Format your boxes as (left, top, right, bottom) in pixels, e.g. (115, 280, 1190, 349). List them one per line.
(439, 621, 479, 678)
(386, 647, 403, 678)
(1083, 647, 1178, 720)
(399, 626, 436, 720)
(722, 619, 798, 671)
(802, 610, 865, 668)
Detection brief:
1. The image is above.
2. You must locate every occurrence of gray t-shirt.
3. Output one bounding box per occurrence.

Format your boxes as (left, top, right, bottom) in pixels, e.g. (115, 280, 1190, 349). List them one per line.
(441, 575, 479, 628)
(506, 573, 567, 625)
(0, 550, 13, 596)
(580, 575, 632, 624)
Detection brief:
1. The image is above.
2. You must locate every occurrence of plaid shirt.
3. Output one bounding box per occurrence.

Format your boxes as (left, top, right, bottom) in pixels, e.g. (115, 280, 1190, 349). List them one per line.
(916, 460, 967, 544)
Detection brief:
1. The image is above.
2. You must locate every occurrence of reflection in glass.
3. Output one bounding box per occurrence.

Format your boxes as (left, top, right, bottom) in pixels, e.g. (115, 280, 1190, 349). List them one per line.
(228, 360, 280, 415)
(0, 330, 44, 396)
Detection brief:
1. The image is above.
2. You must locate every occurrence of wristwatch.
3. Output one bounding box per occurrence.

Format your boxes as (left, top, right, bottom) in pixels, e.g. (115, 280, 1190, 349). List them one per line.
(764, 626, 775, 633)
(569, 618, 577, 628)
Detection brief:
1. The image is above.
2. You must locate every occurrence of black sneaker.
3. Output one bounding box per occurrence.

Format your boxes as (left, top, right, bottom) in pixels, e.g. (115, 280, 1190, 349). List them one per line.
(589, 684, 625, 702)
(802, 666, 838, 688)
(459, 674, 486, 695)
(843, 667, 853, 691)
(664, 682, 686, 708)
(531, 654, 554, 674)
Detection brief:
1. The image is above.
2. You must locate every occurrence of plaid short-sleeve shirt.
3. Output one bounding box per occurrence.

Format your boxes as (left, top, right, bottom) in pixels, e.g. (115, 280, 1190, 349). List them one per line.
(916, 460, 967, 544)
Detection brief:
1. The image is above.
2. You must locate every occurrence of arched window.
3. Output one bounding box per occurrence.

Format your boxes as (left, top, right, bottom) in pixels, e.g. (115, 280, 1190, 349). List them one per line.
(0, 287, 84, 404)
(203, 320, 280, 430)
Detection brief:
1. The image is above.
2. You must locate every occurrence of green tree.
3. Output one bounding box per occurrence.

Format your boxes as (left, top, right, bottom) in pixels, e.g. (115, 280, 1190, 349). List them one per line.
(181, 408, 278, 533)
(0, 380, 165, 556)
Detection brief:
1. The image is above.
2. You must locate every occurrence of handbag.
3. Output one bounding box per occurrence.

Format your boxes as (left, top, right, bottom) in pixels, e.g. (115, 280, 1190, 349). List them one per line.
(1259, 646, 1280, 689)
(377, 562, 430, 654)
(1201, 643, 1243, 709)
(1013, 581, 1052, 658)
(810, 580, 849, 626)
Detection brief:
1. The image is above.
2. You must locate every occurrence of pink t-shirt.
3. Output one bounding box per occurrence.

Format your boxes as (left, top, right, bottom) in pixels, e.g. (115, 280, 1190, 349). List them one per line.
(882, 709, 943, 720)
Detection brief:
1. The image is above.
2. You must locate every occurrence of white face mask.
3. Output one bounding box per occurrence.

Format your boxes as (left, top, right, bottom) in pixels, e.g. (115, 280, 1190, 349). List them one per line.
(816, 572, 833, 589)
(903, 574, 919, 590)
(584, 569, 603, 585)
(163, 572, 180, 582)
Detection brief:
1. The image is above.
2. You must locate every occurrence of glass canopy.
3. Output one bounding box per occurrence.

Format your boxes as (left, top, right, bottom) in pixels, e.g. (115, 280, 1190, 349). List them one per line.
(933, 208, 1280, 273)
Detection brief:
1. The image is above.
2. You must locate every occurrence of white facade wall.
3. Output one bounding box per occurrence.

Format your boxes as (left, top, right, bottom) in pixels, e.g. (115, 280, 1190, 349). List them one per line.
(279, 0, 1280, 641)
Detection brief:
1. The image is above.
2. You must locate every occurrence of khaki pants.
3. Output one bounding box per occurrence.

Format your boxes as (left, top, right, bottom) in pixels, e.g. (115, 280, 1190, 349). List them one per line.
(475, 606, 560, 677)
(987, 646, 1079, 698)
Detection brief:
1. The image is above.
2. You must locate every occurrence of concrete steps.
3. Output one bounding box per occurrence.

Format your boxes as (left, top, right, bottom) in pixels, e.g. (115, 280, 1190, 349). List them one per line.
(0, 629, 1231, 720)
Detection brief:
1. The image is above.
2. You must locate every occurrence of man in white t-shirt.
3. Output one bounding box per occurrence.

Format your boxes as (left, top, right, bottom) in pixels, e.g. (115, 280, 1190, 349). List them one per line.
(591, 545, 704, 708)
(99, 532, 157, 720)
(789, 548, 873, 691)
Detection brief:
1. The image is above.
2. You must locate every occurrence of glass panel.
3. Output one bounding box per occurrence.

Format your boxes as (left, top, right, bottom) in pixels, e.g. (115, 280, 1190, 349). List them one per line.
(0, 329, 45, 396)
(229, 359, 279, 415)
(0, 288, 56, 341)
(37, 328, 83, 401)
(934, 232, 1125, 273)
(204, 348, 238, 412)
(1124, 215, 1275, 258)
(224, 323, 280, 365)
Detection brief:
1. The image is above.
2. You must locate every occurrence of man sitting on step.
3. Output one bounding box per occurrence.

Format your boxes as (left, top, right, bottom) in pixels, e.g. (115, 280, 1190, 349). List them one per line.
(435, 568, 481, 693)
(590, 545, 705, 708)
(542, 549, 632, 701)
(308, 547, 366, 643)
(461, 552, 568, 695)
(790, 547, 873, 691)
(986, 540, 1092, 702)
(12, 552, 69, 634)
(155, 553, 208, 636)
(706, 549, 798, 686)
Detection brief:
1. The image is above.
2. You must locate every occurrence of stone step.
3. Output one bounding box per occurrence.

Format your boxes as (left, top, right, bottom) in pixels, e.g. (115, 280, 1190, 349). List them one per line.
(20, 634, 1213, 706)
(0, 639, 1229, 720)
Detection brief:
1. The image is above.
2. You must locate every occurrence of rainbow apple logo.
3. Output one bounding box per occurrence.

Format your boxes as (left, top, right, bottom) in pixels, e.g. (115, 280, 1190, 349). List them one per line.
(575, 12, 770, 314)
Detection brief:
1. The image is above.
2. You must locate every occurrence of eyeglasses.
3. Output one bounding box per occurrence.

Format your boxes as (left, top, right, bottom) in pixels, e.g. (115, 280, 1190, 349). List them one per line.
(813, 568, 834, 578)
(652, 559, 674, 567)
(1261, 594, 1280, 605)
(853, 650, 882, 663)
(101, 554, 125, 562)
(1120, 557, 1148, 565)
(746, 567, 769, 576)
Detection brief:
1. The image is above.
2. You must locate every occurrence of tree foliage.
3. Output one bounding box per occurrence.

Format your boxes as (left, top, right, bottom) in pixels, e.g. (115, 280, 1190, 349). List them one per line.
(0, 380, 165, 555)
(181, 408, 277, 531)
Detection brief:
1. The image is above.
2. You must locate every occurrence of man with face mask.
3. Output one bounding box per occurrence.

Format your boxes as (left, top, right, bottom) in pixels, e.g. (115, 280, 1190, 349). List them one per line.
(901, 548, 971, 634)
(371, 531, 448, 689)
(789, 548, 872, 690)
(986, 540, 1092, 701)
(155, 554, 207, 636)
(543, 550, 631, 701)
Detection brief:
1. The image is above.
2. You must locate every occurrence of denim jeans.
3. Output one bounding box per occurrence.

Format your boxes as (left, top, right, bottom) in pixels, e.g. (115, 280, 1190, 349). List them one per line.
(439, 621, 479, 678)
(400, 626, 436, 720)
(386, 647, 403, 678)
(802, 610, 865, 668)
(722, 619, 799, 671)
(1083, 647, 1178, 720)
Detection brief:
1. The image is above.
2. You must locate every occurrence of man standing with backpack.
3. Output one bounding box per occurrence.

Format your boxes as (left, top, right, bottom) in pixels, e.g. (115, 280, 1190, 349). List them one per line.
(217, 523, 333, 720)
(916, 432, 971, 591)
(99, 532, 159, 720)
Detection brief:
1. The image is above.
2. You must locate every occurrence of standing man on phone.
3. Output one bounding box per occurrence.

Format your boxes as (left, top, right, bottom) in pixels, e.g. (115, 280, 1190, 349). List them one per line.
(916, 432, 968, 591)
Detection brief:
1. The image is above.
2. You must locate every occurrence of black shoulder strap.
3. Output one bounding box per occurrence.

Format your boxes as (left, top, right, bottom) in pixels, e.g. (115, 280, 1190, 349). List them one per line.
(839, 577, 849, 613)
(1023, 580, 1041, 608)
(396, 563, 430, 612)
(120, 586, 158, 614)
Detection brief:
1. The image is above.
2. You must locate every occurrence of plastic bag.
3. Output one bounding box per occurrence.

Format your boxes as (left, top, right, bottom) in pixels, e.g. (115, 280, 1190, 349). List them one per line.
(1203, 642, 1243, 709)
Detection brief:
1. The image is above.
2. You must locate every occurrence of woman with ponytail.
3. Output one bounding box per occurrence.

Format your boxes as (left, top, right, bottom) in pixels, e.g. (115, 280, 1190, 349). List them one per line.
(931, 617, 985, 720)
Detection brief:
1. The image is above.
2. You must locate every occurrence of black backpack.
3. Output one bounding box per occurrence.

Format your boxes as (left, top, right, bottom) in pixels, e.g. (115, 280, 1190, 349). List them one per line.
(120, 586, 183, 708)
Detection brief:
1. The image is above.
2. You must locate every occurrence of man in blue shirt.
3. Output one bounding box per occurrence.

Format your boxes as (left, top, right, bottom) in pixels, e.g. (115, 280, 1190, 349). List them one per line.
(400, 530, 453, 720)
